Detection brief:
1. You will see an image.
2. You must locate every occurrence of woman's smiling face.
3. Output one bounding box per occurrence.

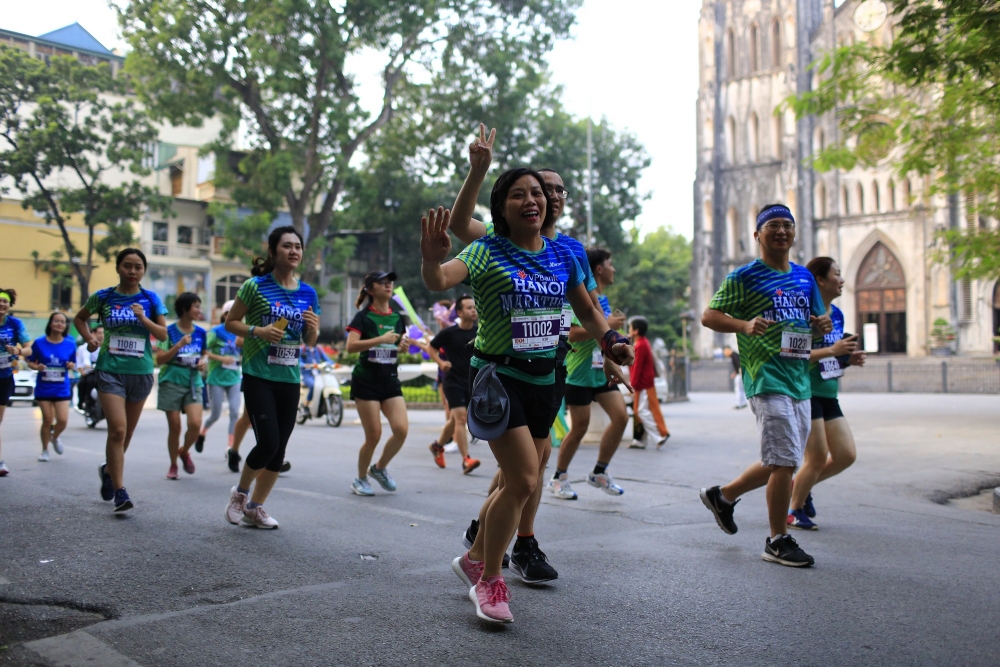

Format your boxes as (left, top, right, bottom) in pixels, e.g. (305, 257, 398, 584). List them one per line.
(504, 174, 547, 235)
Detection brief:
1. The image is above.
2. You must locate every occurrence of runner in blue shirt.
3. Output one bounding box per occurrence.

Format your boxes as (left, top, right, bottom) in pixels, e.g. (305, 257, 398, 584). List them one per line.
(74, 248, 169, 513)
(156, 293, 208, 480)
(27, 312, 77, 462)
(0, 288, 32, 476)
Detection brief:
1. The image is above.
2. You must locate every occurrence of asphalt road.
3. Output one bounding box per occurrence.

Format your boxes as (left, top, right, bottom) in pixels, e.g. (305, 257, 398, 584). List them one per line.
(1, 392, 998, 666)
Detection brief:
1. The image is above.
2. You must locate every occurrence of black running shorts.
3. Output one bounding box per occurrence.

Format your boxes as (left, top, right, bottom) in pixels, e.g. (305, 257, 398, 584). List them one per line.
(350, 374, 403, 403)
(563, 381, 617, 406)
(810, 396, 844, 421)
(497, 372, 555, 439)
(442, 379, 471, 411)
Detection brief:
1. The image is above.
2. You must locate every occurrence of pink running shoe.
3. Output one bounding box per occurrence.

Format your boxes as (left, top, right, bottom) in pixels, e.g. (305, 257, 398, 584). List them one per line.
(452, 552, 484, 588)
(166, 464, 179, 480)
(470, 575, 513, 623)
(180, 451, 196, 475)
(242, 505, 279, 529)
(225, 486, 248, 525)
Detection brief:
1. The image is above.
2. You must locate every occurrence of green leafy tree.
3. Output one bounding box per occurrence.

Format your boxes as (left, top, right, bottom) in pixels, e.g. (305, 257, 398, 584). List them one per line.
(0, 46, 171, 304)
(119, 0, 581, 283)
(606, 227, 691, 346)
(786, 0, 1000, 280)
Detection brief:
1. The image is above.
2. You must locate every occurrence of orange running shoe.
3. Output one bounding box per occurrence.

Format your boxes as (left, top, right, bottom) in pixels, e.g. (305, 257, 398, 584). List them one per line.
(429, 442, 446, 468)
(462, 457, 481, 475)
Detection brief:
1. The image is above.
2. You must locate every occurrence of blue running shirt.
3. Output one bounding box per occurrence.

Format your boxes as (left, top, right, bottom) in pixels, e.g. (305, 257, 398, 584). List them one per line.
(708, 259, 826, 400)
(27, 336, 76, 400)
(84, 287, 169, 375)
(206, 324, 242, 387)
(810, 304, 846, 399)
(457, 234, 584, 385)
(0, 315, 30, 379)
(237, 274, 320, 384)
(157, 323, 207, 388)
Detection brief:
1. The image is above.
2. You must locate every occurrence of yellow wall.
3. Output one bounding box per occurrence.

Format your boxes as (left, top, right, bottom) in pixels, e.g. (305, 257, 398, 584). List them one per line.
(0, 200, 121, 318)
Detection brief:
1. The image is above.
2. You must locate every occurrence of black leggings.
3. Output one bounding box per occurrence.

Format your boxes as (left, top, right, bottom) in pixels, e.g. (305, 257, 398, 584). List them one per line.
(242, 374, 300, 473)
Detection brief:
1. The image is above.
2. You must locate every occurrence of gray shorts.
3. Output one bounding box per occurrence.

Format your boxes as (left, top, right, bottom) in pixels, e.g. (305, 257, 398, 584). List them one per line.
(96, 371, 154, 403)
(748, 393, 811, 467)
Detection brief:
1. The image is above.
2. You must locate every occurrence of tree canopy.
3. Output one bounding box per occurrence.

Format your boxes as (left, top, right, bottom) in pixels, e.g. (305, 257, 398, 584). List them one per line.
(0, 45, 170, 304)
(786, 0, 1000, 279)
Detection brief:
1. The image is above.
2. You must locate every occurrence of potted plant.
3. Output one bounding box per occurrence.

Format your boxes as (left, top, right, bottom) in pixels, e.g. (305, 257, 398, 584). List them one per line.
(929, 318, 955, 356)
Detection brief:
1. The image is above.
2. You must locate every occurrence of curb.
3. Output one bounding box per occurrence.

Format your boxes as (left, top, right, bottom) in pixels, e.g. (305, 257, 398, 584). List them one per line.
(994, 488, 1000, 513)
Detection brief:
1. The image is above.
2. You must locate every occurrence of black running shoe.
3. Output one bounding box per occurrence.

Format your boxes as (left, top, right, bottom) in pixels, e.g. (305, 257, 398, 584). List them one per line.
(700, 486, 739, 535)
(762, 534, 814, 567)
(195, 434, 205, 453)
(461, 519, 509, 568)
(98, 464, 114, 501)
(462, 519, 479, 549)
(280, 461, 291, 473)
(510, 537, 558, 584)
(227, 448, 241, 473)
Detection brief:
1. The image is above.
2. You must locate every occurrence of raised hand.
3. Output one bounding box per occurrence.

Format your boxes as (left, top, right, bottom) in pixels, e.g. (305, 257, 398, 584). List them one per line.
(468, 123, 496, 173)
(744, 317, 775, 336)
(420, 207, 453, 264)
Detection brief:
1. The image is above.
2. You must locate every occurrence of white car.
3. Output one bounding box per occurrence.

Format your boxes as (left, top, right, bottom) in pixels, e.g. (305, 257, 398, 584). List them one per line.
(10, 368, 37, 404)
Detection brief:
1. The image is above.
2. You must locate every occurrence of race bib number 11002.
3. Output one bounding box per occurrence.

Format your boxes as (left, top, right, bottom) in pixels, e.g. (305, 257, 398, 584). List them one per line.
(511, 309, 561, 352)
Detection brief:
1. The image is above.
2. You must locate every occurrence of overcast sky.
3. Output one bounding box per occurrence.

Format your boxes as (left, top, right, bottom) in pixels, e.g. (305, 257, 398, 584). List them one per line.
(3, 1, 701, 239)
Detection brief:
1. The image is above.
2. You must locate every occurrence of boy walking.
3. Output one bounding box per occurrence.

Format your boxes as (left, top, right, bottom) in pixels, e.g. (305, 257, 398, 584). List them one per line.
(628, 316, 669, 449)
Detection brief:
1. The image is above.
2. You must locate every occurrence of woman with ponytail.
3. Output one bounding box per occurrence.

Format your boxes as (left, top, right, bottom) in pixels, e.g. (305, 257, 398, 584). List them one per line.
(74, 249, 169, 512)
(223, 226, 320, 529)
(345, 271, 411, 496)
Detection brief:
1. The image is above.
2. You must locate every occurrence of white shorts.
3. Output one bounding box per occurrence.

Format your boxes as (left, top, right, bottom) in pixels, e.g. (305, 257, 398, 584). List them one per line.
(748, 393, 811, 467)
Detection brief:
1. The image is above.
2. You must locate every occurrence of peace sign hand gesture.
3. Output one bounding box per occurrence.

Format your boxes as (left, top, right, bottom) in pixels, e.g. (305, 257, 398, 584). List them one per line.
(421, 207, 453, 265)
(468, 123, 495, 174)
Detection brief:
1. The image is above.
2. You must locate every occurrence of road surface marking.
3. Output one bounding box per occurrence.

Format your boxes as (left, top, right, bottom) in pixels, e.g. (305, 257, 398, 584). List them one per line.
(26, 630, 143, 667)
(273, 487, 454, 525)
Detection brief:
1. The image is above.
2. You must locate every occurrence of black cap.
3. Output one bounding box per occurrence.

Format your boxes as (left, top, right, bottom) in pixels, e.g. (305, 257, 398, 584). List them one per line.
(365, 271, 397, 288)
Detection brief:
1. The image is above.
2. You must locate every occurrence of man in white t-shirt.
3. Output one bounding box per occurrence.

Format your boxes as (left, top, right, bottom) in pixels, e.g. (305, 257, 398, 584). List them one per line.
(76, 324, 103, 408)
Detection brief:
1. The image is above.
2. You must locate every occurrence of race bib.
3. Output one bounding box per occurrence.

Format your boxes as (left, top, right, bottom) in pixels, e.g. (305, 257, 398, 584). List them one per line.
(0, 353, 10, 370)
(369, 346, 398, 365)
(511, 309, 561, 352)
(591, 348, 604, 369)
(819, 357, 843, 380)
(41, 367, 66, 383)
(780, 328, 812, 360)
(109, 335, 145, 358)
(267, 343, 300, 366)
(560, 304, 573, 337)
(176, 353, 200, 368)
(222, 361, 241, 371)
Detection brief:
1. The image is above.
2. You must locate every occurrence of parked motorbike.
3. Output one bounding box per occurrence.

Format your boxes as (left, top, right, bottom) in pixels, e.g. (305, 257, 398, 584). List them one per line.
(72, 369, 104, 428)
(297, 363, 344, 427)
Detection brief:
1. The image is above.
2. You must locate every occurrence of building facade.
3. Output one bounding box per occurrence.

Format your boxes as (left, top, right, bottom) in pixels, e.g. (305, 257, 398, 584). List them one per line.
(692, 0, 999, 358)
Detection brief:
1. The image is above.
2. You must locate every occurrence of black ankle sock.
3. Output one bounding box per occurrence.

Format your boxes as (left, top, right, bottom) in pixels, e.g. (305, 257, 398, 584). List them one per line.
(553, 467, 566, 480)
(593, 462, 608, 475)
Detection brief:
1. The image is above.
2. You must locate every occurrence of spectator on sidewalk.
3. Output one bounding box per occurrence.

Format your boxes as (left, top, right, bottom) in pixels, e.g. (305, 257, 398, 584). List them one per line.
(628, 317, 670, 449)
(725, 345, 748, 409)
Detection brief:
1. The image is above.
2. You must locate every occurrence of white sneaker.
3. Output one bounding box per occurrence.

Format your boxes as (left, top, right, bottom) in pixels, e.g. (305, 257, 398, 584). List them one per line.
(443, 442, 459, 453)
(629, 439, 646, 449)
(225, 486, 248, 525)
(0, 460, 8, 476)
(588, 471, 625, 496)
(549, 473, 578, 500)
(242, 505, 279, 529)
(38, 450, 50, 462)
(52, 436, 64, 455)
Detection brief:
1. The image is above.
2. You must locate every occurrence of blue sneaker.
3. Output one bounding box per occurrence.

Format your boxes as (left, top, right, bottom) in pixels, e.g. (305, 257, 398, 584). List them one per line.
(98, 464, 114, 501)
(351, 477, 374, 496)
(804, 493, 816, 518)
(113, 487, 133, 513)
(787, 508, 817, 531)
(368, 464, 396, 492)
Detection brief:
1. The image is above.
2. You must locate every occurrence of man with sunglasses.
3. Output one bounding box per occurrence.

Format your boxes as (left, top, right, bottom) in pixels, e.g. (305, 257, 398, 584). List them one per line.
(698, 204, 832, 568)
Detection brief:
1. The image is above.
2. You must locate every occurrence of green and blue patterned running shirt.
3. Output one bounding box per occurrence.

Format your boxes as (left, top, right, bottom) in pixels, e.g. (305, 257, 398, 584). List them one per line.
(84, 287, 168, 375)
(457, 234, 585, 385)
(237, 274, 320, 384)
(708, 259, 825, 400)
(566, 294, 612, 388)
(809, 303, 846, 399)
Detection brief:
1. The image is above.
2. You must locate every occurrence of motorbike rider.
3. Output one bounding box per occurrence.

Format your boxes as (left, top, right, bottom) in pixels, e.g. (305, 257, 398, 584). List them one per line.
(300, 343, 332, 402)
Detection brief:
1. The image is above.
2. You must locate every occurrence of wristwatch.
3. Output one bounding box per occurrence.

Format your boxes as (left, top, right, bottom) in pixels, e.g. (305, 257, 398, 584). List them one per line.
(248, 326, 256, 339)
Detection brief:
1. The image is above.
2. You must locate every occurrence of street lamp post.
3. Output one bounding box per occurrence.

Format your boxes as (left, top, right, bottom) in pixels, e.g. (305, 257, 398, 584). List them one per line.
(384, 198, 401, 269)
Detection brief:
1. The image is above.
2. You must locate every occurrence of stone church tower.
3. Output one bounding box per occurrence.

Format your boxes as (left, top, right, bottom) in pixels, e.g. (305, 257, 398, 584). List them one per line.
(691, 0, 1000, 359)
